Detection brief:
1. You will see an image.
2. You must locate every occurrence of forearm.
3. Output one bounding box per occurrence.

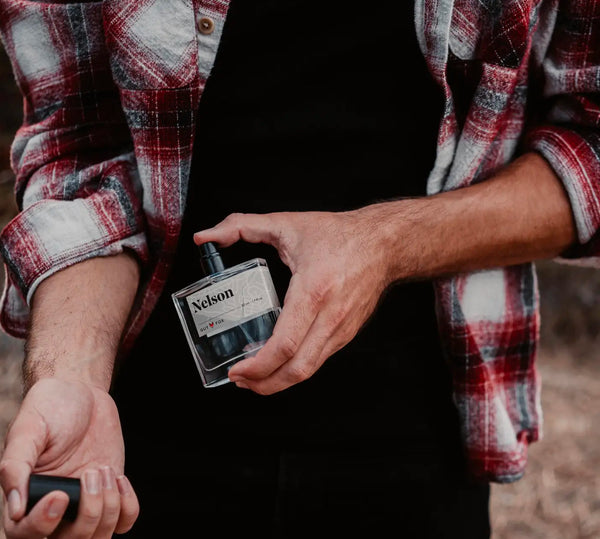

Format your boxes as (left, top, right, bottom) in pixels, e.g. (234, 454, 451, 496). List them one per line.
(24, 253, 140, 392)
(191, 151, 578, 394)
(374, 152, 577, 284)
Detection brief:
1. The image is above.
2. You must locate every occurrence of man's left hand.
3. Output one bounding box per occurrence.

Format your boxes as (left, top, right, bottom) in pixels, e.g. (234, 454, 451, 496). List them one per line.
(193, 207, 395, 394)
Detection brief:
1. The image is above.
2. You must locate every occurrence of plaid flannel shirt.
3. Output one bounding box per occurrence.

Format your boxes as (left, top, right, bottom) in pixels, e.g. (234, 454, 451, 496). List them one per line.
(1, 0, 599, 483)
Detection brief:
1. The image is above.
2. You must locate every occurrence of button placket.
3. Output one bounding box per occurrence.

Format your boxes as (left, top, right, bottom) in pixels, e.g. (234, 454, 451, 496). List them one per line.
(195, 8, 226, 79)
(197, 16, 215, 35)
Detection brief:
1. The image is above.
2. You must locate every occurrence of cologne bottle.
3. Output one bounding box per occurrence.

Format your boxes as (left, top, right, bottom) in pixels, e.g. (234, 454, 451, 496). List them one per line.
(172, 242, 281, 388)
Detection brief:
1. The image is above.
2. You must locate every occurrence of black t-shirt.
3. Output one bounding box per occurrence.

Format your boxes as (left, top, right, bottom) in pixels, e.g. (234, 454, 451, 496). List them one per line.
(114, 0, 460, 455)
(185, 0, 444, 340)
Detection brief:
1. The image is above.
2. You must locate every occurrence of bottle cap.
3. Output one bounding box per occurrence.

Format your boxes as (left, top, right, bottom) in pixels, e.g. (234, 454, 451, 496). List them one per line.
(198, 242, 226, 275)
(27, 474, 80, 521)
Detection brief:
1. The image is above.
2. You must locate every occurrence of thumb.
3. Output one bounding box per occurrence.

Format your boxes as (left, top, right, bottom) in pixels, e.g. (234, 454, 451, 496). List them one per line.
(193, 212, 282, 248)
(0, 407, 46, 521)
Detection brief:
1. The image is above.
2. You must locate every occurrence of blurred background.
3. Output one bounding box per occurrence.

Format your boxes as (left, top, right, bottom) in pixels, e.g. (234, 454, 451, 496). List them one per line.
(0, 43, 599, 539)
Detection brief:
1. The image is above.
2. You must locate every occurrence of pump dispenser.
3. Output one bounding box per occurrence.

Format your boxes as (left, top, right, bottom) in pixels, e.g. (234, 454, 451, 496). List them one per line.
(198, 242, 225, 275)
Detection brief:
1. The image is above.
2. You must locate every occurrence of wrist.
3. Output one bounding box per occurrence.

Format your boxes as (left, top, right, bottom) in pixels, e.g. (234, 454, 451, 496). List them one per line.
(23, 346, 114, 393)
(354, 198, 438, 285)
(372, 152, 578, 284)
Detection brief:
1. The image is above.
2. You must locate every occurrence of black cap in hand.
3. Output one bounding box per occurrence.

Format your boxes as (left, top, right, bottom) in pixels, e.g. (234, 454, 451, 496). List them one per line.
(27, 474, 80, 522)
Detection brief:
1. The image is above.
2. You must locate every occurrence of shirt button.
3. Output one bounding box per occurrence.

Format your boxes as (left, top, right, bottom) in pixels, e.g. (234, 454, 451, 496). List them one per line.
(197, 16, 215, 35)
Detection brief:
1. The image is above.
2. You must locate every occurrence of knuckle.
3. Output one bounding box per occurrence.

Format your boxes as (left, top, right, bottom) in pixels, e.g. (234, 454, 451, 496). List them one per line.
(0, 458, 17, 476)
(277, 335, 299, 362)
(224, 212, 244, 226)
(0, 458, 26, 487)
(103, 497, 121, 519)
(0, 461, 9, 480)
(337, 325, 356, 346)
(287, 363, 312, 384)
(307, 283, 328, 308)
(306, 350, 324, 373)
(327, 304, 350, 331)
(243, 365, 270, 380)
(78, 504, 102, 525)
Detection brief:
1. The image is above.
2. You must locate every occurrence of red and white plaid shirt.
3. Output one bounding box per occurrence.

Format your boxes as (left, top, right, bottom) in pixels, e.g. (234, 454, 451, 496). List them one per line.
(1, 0, 599, 483)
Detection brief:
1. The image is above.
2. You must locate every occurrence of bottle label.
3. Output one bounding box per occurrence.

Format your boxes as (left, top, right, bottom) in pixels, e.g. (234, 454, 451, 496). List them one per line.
(186, 266, 279, 338)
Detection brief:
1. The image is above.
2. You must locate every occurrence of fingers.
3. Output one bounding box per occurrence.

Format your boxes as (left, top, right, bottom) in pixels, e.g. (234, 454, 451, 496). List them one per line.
(0, 408, 46, 521)
(4, 468, 139, 539)
(232, 299, 352, 395)
(235, 318, 341, 395)
(194, 210, 370, 395)
(228, 273, 320, 382)
(193, 212, 282, 248)
(114, 475, 139, 534)
(3, 491, 69, 539)
(54, 468, 138, 539)
(57, 469, 103, 538)
(90, 467, 120, 538)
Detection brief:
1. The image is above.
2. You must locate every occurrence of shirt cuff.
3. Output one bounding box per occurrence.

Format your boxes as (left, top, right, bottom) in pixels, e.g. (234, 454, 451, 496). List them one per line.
(0, 195, 148, 339)
(524, 124, 600, 263)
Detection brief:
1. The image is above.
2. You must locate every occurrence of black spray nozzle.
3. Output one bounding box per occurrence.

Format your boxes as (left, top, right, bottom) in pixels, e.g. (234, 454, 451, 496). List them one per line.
(27, 474, 80, 521)
(198, 242, 226, 276)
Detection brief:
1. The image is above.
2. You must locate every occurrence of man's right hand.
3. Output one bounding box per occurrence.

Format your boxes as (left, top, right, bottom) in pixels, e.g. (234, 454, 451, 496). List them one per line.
(0, 378, 139, 538)
(0, 254, 141, 537)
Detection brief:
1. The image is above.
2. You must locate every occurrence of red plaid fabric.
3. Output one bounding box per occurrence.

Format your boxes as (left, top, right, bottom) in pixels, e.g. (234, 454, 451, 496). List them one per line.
(1, 0, 599, 483)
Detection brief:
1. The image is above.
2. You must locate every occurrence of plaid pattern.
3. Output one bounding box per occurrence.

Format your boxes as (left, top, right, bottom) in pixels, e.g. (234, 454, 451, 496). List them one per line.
(1, 0, 599, 483)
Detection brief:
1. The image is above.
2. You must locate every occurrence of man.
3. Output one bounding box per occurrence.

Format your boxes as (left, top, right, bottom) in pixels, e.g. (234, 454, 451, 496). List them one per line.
(0, 0, 598, 537)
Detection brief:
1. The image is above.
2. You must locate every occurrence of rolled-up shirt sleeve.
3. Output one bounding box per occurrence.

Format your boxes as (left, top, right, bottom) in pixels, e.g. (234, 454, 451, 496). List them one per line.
(524, 2, 600, 263)
(0, 1, 148, 338)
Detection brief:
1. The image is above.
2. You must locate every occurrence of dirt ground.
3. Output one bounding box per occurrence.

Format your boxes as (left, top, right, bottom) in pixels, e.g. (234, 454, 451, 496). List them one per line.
(491, 350, 600, 538)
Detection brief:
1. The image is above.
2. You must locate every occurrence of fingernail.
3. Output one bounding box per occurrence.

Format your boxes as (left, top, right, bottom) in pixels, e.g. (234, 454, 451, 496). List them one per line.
(7, 489, 21, 519)
(116, 475, 132, 496)
(84, 469, 100, 495)
(46, 496, 67, 519)
(236, 381, 250, 390)
(100, 466, 115, 490)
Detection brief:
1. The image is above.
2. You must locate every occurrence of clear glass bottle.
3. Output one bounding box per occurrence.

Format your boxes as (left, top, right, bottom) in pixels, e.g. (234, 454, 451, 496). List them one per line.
(172, 242, 281, 388)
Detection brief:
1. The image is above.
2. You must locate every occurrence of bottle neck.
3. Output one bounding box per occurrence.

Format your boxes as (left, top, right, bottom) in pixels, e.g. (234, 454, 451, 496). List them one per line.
(198, 242, 226, 276)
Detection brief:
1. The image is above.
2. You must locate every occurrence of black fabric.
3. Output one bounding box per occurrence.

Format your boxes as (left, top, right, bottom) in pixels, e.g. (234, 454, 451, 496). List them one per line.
(113, 1, 490, 537)
(181, 0, 445, 341)
(120, 440, 490, 538)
